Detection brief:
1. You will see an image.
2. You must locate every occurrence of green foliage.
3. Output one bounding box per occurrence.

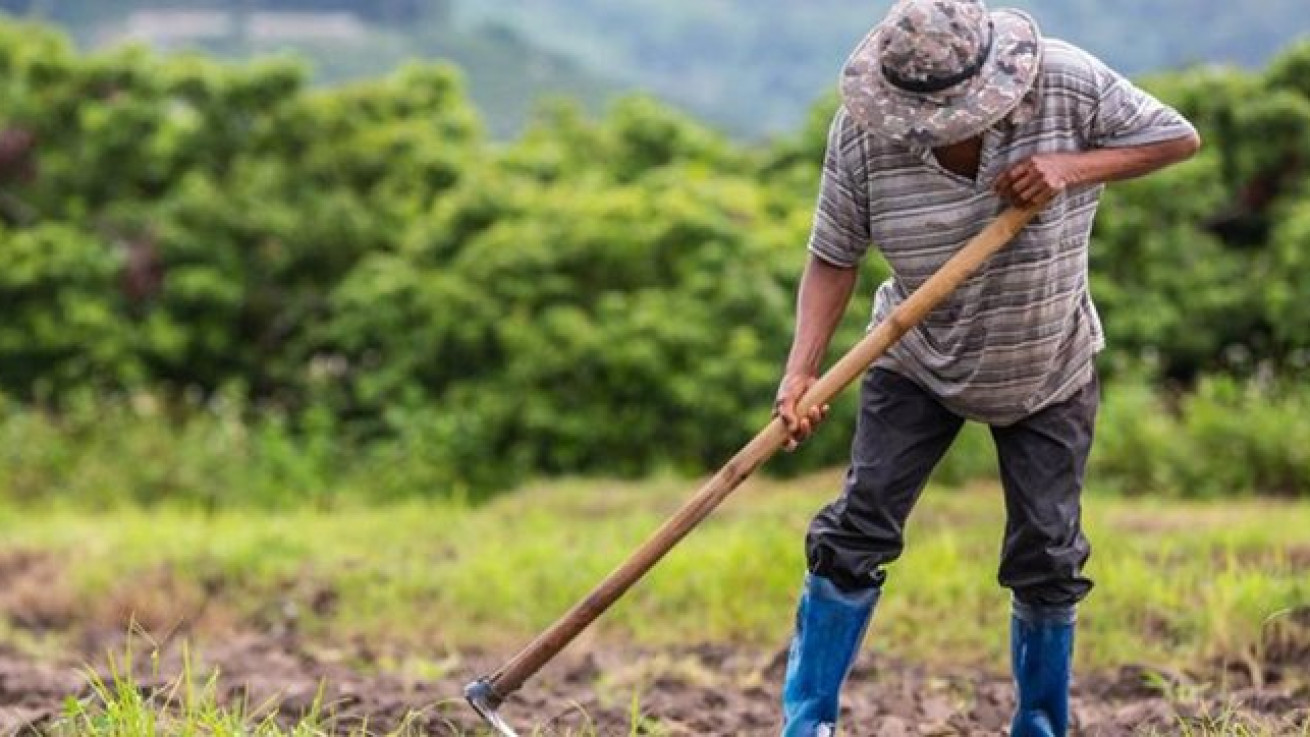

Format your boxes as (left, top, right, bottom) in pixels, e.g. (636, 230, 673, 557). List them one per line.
(0, 224, 136, 394)
(0, 23, 479, 406)
(1090, 42, 1310, 380)
(1093, 374, 1310, 499)
(0, 23, 1308, 499)
(4, 372, 1310, 509)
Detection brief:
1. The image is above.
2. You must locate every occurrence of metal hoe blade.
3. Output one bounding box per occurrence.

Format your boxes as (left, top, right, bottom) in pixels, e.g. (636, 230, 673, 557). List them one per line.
(464, 679, 521, 737)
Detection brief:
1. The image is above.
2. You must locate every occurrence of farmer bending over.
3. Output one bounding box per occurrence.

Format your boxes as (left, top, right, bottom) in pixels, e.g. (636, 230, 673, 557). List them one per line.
(774, 2, 1200, 735)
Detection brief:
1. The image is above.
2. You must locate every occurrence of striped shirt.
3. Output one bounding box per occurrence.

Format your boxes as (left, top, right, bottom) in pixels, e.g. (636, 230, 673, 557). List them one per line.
(808, 39, 1196, 425)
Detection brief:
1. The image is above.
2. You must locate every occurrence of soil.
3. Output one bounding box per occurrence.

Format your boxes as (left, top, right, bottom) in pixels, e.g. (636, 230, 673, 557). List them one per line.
(0, 550, 1305, 735)
(0, 634, 1306, 736)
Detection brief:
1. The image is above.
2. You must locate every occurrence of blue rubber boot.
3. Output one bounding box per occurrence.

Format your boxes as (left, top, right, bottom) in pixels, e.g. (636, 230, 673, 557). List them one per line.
(1010, 600, 1077, 737)
(780, 574, 880, 737)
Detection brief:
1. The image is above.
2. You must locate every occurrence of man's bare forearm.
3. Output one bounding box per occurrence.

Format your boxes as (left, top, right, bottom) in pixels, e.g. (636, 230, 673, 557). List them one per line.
(785, 255, 860, 376)
(1069, 133, 1202, 185)
(995, 132, 1201, 206)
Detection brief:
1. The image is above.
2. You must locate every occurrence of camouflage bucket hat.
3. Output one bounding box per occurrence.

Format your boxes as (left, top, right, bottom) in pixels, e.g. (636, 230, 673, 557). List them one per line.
(841, 0, 1043, 147)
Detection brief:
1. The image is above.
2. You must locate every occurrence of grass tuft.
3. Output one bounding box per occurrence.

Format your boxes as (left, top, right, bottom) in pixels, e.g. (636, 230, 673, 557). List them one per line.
(3, 475, 1308, 673)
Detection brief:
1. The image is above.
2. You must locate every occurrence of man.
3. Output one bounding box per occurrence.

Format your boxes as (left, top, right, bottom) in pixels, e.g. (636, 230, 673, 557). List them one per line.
(774, 2, 1200, 736)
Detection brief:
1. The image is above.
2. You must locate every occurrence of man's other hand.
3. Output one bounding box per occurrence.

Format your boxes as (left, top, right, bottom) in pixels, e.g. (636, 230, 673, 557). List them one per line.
(774, 373, 829, 452)
(994, 153, 1080, 207)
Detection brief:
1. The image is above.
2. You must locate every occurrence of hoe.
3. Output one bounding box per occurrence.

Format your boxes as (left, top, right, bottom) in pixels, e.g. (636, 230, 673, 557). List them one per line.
(465, 204, 1044, 736)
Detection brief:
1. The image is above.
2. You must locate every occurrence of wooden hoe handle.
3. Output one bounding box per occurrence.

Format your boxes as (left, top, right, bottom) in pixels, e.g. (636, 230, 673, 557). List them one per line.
(472, 204, 1043, 709)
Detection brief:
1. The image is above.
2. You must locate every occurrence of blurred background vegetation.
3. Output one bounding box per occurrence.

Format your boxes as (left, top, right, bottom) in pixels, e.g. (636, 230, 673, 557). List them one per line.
(0, 5, 1307, 506)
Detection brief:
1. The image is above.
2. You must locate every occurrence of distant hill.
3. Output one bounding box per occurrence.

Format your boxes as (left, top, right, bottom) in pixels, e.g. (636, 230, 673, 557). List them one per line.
(460, 0, 1310, 137)
(0, 0, 617, 138)
(258, 23, 618, 139)
(7, 0, 1310, 138)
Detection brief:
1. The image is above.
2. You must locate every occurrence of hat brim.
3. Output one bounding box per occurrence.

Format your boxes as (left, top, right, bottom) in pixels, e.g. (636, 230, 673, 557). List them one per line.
(841, 9, 1043, 147)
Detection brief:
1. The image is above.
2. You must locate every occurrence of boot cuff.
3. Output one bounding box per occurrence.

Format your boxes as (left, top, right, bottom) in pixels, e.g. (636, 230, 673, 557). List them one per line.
(1013, 598, 1077, 625)
(808, 573, 881, 607)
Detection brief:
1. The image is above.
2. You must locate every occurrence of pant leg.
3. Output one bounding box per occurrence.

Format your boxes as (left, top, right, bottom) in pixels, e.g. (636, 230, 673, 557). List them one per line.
(806, 368, 964, 592)
(991, 375, 1100, 608)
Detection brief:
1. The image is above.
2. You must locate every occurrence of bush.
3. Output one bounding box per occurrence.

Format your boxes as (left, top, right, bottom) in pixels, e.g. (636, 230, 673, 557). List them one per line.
(3, 373, 1308, 508)
(1093, 374, 1310, 498)
(0, 23, 1307, 497)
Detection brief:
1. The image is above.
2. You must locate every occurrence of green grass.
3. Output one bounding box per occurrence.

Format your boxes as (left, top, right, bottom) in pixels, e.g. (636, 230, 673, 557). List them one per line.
(5, 473, 1305, 735)
(2, 473, 1307, 672)
(54, 645, 354, 737)
(1149, 711, 1310, 737)
(47, 635, 654, 737)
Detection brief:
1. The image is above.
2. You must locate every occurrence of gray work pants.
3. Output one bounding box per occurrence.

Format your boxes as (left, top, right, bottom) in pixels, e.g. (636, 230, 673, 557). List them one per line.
(806, 368, 1098, 607)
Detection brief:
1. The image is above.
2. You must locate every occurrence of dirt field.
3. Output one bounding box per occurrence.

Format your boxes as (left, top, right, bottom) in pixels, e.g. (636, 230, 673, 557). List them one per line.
(2, 629, 1306, 736)
(2, 491, 1308, 736)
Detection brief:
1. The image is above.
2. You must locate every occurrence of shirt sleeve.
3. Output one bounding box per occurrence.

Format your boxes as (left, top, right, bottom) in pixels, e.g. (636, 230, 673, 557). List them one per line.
(806, 107, 872, 268)
(1081, 51, 1198, 149)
